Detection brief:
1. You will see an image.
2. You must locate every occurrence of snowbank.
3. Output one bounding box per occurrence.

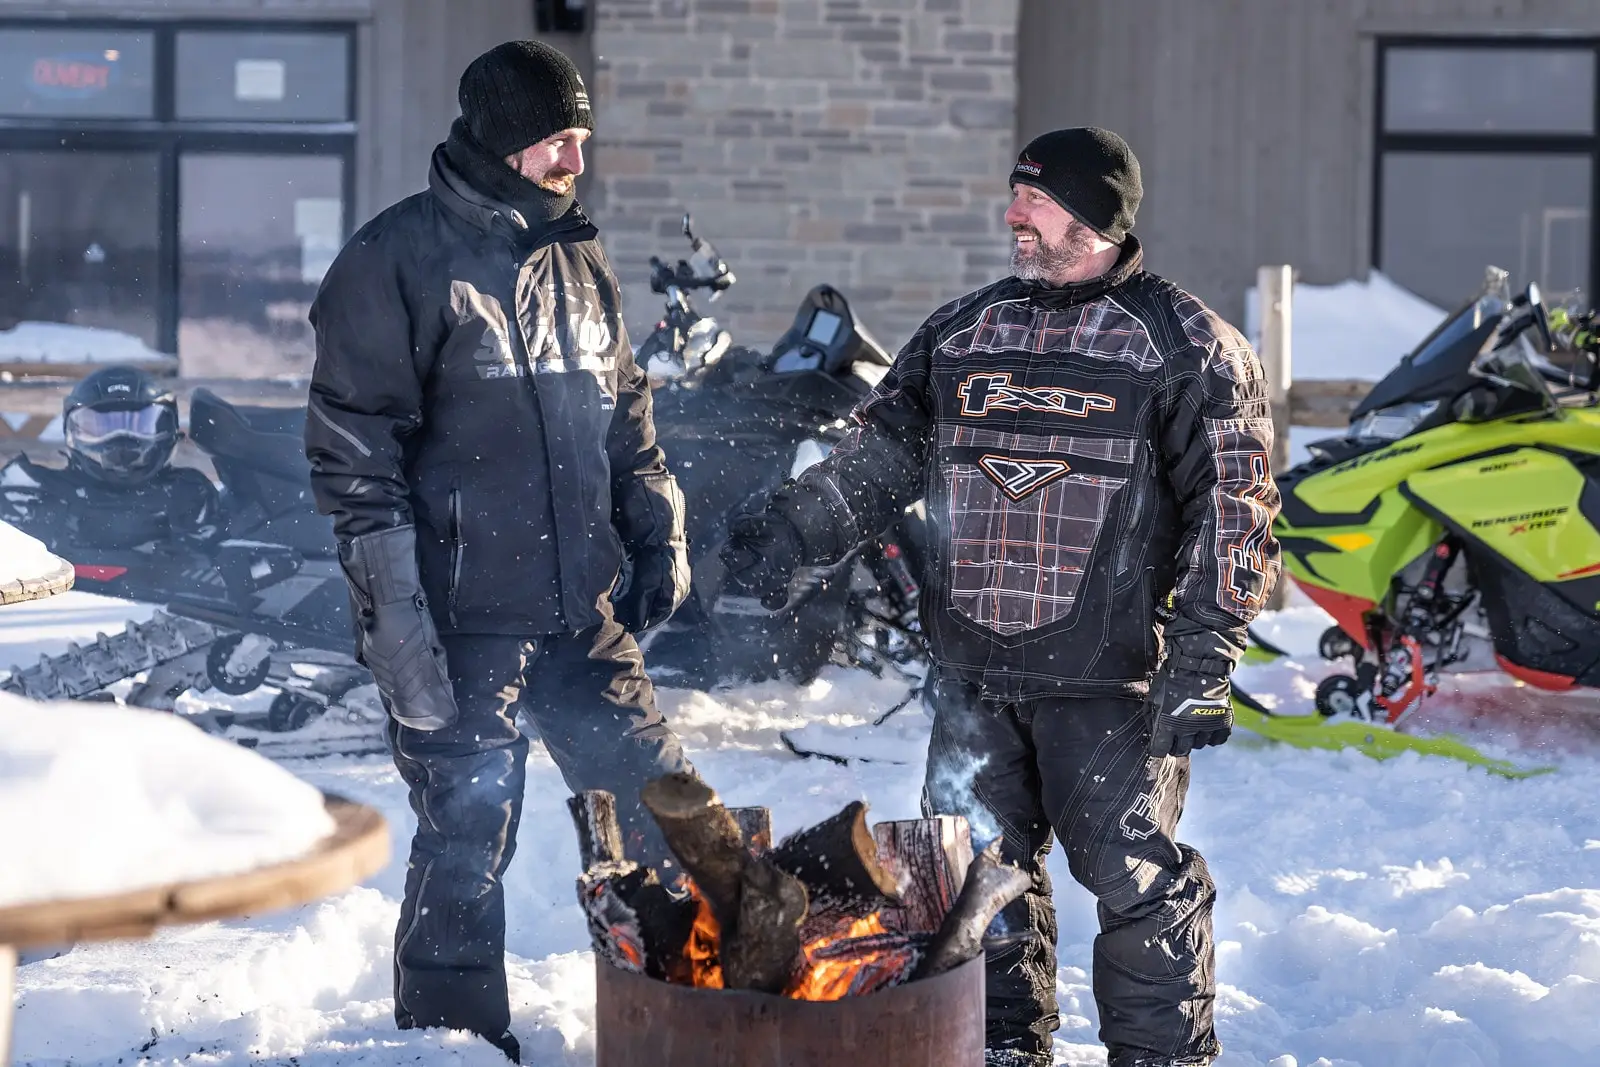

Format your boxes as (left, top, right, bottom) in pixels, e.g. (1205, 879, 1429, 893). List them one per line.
(0, 693, 335, 908)
(1245, 271, 1448, 381)
(0, 519, 62, 585)
(0, 321, 176, 366)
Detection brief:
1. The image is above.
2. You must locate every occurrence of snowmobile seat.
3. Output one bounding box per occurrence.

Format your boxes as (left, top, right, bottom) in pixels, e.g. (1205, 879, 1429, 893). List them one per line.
(188, 388, 337, 557)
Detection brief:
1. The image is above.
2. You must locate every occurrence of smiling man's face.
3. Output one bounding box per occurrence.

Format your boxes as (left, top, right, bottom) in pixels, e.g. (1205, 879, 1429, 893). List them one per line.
(1004, 183, 1104, 284)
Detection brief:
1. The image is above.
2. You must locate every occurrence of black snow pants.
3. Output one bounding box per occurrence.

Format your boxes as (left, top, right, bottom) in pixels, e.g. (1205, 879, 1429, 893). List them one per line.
(921, 673, 1219, 1065)
(387, 624, 693, 1057)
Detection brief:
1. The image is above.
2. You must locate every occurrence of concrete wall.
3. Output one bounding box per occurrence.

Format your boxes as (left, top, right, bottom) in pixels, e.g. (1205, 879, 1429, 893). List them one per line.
(590, 0, 1020, 351)
(1018, 0, 1600, 326)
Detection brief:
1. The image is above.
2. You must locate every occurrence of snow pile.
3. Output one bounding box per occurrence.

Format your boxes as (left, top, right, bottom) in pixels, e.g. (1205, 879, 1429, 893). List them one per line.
(0, 517, 65, 585)
(0, 321, 176, 366)
(0, 692, 334, 908)
(1245, 271, 1447, 381)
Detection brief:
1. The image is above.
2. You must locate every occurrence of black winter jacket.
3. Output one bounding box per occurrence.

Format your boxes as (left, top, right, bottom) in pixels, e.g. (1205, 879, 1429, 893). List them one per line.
(305, 147, 682, 636)
(773, 241, 1282, 698)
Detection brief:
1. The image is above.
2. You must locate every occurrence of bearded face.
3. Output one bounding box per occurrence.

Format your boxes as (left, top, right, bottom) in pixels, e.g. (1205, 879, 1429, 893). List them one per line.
(1010, 217, 1102, 282)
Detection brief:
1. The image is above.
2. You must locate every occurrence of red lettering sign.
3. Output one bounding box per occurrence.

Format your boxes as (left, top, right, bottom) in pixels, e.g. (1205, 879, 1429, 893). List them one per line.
(32, 58, 111, 91)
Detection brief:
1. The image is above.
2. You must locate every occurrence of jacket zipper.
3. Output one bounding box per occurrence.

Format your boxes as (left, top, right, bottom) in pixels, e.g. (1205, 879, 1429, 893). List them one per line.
(447, 483, 464, 628)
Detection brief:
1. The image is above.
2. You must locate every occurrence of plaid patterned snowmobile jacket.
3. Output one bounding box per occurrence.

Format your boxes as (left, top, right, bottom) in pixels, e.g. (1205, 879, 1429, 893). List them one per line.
(776, 240, 1282, 698)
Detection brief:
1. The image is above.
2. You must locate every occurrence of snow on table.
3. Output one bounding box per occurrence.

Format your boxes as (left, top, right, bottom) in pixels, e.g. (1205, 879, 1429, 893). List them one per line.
(0, 520, 73, 604)
(0, 692, 334, 910)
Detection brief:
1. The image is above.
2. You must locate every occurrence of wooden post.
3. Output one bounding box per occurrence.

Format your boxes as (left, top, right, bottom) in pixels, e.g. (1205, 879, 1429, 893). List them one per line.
(1, 943, 15, 1066)
(1258, 265, 1293, 611)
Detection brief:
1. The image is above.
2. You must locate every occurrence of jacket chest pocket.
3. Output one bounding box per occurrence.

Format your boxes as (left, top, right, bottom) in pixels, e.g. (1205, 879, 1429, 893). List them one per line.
(942, 461, 1126, 636)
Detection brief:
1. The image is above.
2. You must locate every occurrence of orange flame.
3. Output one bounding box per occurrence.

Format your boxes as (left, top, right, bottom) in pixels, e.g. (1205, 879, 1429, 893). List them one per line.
(683, 888, 724, 989)
(785, 913, 892, 1001)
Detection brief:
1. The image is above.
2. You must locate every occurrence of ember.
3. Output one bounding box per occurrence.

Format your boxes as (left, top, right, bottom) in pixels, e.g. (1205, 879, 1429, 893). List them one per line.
(569, 774, 1030, 1008)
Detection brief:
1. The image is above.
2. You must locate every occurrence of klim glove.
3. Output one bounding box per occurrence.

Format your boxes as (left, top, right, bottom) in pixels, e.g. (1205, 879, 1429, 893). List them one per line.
(719, 508, 805, 610)
(612, 538, 691, 634)
(338, 524, 459, 732)
(1147, 628, 1241, 758)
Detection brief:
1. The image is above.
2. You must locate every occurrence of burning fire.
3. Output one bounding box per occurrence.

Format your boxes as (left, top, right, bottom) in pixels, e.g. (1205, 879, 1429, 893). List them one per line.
(677, 884, 907, 1001)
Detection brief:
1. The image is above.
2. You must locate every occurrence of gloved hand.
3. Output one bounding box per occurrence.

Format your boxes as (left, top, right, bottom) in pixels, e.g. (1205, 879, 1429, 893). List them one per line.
(338, 524, 459, 732)
(612, 538, 691, 633)
(1147, 629, 1239, 758)
(719, 508, 805, 609)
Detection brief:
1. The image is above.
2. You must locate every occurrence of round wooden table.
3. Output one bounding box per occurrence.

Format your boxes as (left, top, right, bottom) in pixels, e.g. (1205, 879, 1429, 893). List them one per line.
(0, 794, 388, 1065)
(0, 553, 73, 606)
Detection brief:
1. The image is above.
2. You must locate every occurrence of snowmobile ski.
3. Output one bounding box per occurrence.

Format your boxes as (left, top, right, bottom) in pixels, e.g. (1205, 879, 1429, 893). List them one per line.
(1230, 686, 1552, 778)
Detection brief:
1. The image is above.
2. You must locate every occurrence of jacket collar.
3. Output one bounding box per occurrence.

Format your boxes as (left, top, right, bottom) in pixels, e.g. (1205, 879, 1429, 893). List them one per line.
(427, 137, 593, 247)
(1019, 235, 1144, 310)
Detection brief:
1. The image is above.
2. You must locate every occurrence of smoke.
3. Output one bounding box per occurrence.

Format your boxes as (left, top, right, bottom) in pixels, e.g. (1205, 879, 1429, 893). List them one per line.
(923, 747, 1002, 853)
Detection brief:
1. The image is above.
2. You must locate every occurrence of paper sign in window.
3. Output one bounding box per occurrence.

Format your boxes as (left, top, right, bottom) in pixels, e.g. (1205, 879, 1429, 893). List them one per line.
(234, 58, 286, 102)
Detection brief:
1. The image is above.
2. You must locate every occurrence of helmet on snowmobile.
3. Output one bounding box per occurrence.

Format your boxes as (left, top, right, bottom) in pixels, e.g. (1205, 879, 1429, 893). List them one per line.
(62, 366, 180, 487)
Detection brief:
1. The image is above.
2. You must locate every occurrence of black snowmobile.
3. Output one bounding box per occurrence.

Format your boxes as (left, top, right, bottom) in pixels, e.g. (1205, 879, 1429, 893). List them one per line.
(0, 369, 376, 748)
(636, 215, 928, 688)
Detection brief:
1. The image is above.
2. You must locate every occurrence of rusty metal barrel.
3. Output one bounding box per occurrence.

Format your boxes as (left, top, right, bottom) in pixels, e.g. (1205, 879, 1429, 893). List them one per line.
(594, 954, 986, 1067)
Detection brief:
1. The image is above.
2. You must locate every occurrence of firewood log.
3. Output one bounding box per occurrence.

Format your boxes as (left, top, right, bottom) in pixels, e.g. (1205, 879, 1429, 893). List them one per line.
(641, 773, 748, 928)
(569, 790, 625, 871)
(721, 858, 808, 993)
(910, 838, 1031, 980)
(872, 816, 974, 934)
(728, 806, 774, 853)
(769, 800, 900, 906)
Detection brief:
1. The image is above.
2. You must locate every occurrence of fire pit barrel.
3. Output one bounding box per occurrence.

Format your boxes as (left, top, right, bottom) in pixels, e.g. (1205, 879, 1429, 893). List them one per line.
(594, 951, 985, 1067)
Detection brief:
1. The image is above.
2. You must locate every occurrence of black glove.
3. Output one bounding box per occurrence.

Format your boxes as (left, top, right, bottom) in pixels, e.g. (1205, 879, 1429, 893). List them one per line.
(338, 524, 458, 732)
(719, 508, 805, 609)
(1147, 629, 1240, 758)
(612, 538, 691, 633)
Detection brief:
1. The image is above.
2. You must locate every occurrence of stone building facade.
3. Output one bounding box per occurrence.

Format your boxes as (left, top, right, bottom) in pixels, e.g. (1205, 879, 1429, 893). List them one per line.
(590, 0, 1020, 349)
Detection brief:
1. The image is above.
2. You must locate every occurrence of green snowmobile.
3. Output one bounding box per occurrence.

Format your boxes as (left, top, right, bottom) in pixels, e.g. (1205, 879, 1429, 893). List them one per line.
(1236, 268, 1600, 776)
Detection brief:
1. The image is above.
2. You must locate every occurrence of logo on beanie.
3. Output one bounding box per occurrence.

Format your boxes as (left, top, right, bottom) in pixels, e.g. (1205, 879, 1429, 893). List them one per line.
(1014, 155, 1042, 178)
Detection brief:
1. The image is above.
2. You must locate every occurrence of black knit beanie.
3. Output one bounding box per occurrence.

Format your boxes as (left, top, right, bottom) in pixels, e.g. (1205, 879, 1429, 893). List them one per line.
(1010, 128, 1142, 244)
(458, 40, 594, 159)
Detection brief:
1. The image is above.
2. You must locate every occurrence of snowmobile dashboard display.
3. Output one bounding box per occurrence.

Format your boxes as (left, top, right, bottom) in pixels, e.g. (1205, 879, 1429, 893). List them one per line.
(768, 284, 893, 379)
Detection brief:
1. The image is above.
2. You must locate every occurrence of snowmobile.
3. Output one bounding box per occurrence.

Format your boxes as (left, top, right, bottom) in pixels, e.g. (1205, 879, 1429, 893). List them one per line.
(633, 214, 928, 688)
(1236, 267, 1600, 776)
(1, 378, 378, 750)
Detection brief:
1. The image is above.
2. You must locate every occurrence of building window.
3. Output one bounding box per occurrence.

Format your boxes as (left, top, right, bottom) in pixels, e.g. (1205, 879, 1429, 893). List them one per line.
(0, 20, 354, 377)
(1374, 39, 1598, 309)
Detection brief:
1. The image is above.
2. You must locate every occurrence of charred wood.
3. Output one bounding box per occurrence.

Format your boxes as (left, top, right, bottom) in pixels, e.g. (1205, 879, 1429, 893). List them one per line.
(911, 838, 1031, 980)
(728, 806, 774, 854)
(569, 790, 625, 870)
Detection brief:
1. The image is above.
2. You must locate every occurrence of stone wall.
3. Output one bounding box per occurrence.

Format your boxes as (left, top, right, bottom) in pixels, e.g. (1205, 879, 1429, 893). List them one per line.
(590, 0, 1020, 353)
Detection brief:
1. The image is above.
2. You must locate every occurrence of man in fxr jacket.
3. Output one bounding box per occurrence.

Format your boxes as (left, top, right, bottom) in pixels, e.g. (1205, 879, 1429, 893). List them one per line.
(305, 41, 694, 1063)
(722, 128, 1282, 1067)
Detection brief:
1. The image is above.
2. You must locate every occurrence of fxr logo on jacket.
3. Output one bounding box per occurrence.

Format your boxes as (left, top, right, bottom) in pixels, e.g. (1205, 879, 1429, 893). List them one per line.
(956, 371, 1116, 419)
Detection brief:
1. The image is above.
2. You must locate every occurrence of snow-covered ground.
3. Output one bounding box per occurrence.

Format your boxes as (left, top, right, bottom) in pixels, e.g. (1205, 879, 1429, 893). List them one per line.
(4, 590, 1598, 1067)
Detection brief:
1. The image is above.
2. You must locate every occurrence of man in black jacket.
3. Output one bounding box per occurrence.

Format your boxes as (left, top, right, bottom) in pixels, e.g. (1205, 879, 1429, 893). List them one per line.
(305, 41, 695, 1062)
(722, 129, 1281, 1067)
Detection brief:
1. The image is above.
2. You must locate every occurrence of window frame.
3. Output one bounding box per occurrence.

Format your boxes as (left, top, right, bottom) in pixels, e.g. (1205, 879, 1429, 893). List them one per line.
(1373, 35, 1600, 307)
(0, 18, 357, 356)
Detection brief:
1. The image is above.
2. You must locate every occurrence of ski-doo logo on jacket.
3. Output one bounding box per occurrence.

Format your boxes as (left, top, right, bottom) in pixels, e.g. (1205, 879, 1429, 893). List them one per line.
(956, 372, 1116, 419)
